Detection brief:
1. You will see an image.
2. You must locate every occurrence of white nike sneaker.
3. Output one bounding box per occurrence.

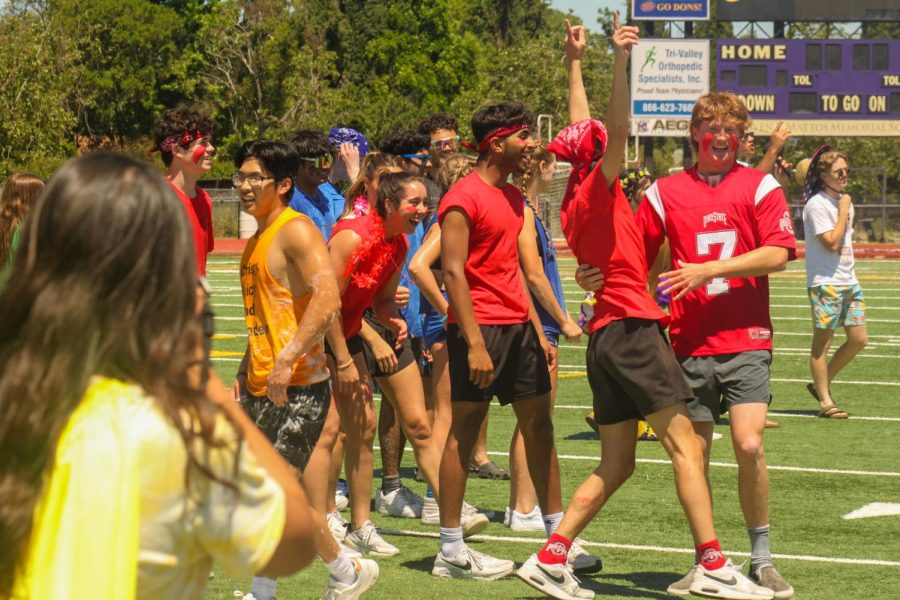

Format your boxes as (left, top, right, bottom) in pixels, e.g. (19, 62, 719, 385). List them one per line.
(344, 521, 400, 557)
(689, 560, 775, 600)
(516, 554, 595, 600)
(321, 558, 379, 600)
(667, 565, 700, 596)
(335, 492, 349, 512)
(420, 497, 490, 537)
(376, 485, 424, 518)
(568, 539, 602, 574)
(328, 510, 349, 543)
(431, 546, 515, 580)
(506, 506, 545, 532)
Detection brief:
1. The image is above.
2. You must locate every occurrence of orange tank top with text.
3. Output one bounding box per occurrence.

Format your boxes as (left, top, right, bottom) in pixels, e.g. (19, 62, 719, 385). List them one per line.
(240, 208, 330, 395)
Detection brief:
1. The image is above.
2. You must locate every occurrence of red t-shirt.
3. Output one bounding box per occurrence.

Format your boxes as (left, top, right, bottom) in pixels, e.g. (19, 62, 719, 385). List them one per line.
(331, 214, 408, 338)
(437, 172, 529, 325)
(635, 164, 797, 357)
(167, 182, 214, 276)
(560, 162, 668, 333)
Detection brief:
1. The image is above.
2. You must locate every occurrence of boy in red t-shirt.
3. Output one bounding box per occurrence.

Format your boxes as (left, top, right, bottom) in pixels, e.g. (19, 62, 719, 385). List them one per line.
(431, 101, 566, 581)
(152, 107, 216, 276)
(518, 16, 775, 600)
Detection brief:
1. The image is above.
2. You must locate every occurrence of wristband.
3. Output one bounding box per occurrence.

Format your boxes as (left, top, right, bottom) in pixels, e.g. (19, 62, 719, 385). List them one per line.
(337, 358, 355, 370)
(439, 314, 448, 324)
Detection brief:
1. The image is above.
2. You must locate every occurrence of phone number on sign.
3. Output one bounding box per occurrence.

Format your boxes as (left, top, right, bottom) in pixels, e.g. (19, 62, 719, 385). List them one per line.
(635, 101, 694, 115)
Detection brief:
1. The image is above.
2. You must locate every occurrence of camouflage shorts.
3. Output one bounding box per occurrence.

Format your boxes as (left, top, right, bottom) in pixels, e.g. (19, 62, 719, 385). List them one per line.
(240, 379, 331, 472)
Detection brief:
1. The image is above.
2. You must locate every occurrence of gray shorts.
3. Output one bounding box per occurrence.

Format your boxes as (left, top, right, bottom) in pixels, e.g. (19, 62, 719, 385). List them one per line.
(240, 379, 331, 471)
(678, 350, 772, 424)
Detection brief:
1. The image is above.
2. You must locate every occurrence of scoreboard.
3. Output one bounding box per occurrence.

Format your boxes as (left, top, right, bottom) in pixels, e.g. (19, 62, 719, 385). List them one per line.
(715, 39, 900, 136)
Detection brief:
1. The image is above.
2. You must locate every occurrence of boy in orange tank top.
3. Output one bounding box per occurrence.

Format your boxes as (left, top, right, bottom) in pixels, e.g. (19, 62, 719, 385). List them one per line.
(232, 140, 379, 600)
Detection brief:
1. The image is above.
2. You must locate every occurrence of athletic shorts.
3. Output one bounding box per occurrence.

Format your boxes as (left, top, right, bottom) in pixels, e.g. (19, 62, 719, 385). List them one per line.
(422, 293, 449, 348)
(447, 322, 551, 406)
(587, 318, 692, 425)
(344, 309, 415, 378)
(678, 350, 772, 424)
(240, 379, 331, 471)
(808, 284, 866, 330)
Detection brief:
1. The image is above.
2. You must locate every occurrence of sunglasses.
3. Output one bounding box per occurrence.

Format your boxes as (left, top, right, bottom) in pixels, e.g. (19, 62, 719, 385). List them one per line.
(301, 155, 333, 169)
(232, 173, 275, 187)
(430, 135, 460, 150)
(402, 153, 432, 163)
(831, 168, 850, 178)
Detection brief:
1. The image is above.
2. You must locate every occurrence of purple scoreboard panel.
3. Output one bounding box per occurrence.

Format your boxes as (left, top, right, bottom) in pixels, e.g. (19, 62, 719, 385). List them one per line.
(716, 39, 900, 137)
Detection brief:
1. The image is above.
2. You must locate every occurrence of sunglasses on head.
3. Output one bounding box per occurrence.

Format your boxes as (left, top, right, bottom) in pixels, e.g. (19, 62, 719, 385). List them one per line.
(301, 155, 332, 169)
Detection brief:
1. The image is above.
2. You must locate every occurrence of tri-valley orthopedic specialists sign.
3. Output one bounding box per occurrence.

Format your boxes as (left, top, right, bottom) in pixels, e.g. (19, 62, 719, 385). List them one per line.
(630, 39, 710, 137)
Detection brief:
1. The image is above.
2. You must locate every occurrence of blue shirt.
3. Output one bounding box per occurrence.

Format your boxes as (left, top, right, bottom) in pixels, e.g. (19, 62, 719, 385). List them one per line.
(401, 221, 426, 338)
(527, 199, 566, 339)
(288, 182, 346, 240)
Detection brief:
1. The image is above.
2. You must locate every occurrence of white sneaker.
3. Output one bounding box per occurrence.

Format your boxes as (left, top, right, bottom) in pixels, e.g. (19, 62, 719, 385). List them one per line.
(233, 593, 257, 600)
(376, 485, 424, 518)
(321, 558, 379, 600)
(689, 560, 775, 600)
(568, 539, 602, 574)
(516, 554, 595, 600)
(328, 510, 349, 543)
(344, 521, 400, 557)
(463, 500, 495, 521)
(507, 506, 544, 532)
(431, 546, 515, 581)
(335, 492, 349, 512)
(420, 497, 489, 537)
(667, 565, 700, 596)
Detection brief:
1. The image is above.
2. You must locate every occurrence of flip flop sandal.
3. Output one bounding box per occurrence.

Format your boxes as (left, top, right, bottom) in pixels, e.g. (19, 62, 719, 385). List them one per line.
(818, 405, 849, 419)
(470, 460, 510, 480)
(765, 420, 781, 428)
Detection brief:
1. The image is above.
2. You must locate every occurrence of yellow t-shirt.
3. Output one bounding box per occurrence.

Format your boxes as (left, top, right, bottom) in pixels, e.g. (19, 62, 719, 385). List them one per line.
(13, 377, 285, 600)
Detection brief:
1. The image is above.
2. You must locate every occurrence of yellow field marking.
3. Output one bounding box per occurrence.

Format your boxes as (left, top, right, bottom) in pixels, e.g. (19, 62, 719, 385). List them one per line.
(210, 350, 244, 357)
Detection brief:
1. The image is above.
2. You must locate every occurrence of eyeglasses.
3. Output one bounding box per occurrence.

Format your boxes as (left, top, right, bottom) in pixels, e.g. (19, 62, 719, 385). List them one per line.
(300, 155, 333, 169)
(831, 168, 850, 178)
(402, 153, 432, 163)
(430, 135, 460, 150)
(232, 173, 275, 187)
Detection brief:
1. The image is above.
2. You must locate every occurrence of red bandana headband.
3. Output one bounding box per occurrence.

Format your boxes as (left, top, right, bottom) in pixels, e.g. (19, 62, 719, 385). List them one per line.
(153, 130, 209, 153)
(475, 122, 530, 154)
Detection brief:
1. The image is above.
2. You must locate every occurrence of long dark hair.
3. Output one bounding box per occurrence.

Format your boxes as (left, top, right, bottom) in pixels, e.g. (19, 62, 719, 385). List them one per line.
(0, 173, 44, 261)
(0, 153, 230, 596)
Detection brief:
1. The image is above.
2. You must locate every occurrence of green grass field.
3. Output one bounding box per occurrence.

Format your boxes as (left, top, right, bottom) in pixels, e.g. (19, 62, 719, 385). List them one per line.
(204, 255, 900, 600)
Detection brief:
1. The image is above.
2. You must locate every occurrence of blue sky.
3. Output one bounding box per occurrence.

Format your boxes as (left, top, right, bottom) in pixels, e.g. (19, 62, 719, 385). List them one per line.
(550, 0, 629, 30)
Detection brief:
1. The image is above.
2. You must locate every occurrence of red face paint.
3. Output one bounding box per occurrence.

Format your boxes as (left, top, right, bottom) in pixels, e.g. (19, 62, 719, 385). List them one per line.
(700, 132, 715, 156)
(191, 144, 207, 164)
(728, 133, 739, 153)
(699, 132, 736, 168)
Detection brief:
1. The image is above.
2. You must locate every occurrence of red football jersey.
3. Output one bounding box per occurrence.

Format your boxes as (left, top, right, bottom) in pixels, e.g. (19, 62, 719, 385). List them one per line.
(636, 164, 796, 357)
(561, 161, 668, 333)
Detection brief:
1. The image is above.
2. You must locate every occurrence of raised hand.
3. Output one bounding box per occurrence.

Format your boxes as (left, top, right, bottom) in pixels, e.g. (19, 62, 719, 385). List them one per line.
(565, 18, 587, 62)
(611, 11, 639, 57)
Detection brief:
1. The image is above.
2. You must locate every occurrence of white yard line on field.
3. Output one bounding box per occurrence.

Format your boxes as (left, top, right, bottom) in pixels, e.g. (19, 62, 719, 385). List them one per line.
(378, 529, 900, 568)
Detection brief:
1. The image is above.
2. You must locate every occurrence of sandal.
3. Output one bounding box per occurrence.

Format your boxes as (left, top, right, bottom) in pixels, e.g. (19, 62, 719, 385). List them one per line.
(765, 420, 781, 428)
(818, 405, 849, 419)
(470, 460, 510, 480)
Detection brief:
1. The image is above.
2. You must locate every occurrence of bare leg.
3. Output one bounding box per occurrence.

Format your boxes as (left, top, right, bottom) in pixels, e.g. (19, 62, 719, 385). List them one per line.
(810, 327, 837, 409)
(429, 341, 452, 456)
(327, 431, 345, 513)
(471, 411, 491, 467)
(729, 403, 769, 528)
(827, 324, 868, 384)
(511, 393, 563, 516)
(305, 394, 341, 515)
(377, 362, 442, 496)
(555, 420, 637, 540)
(378, 396, 406, 480)
(646, 403, 717, 545)
(334, 354, 377, 530)
(510, 366, 558, 514)
(439, 401, 489, 528)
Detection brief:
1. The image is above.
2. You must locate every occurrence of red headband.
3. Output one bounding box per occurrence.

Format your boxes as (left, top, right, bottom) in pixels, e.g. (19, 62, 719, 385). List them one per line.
(476, 123, 529, 154)
(152, 130, 209, 153)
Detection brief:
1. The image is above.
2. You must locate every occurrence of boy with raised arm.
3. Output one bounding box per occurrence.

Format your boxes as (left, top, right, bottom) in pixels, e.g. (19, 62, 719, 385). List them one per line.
(516, 16, 773, 600)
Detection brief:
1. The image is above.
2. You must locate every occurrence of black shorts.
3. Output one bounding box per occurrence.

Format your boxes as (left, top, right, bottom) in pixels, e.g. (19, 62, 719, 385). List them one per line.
(587, 318, 693, 425)
(447, 322, 551, 406)
(344, 308, 415, 378)
(240, 379, 331, 471)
